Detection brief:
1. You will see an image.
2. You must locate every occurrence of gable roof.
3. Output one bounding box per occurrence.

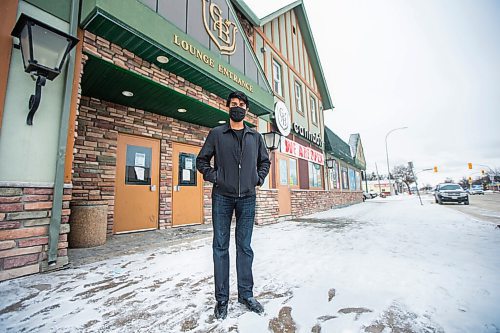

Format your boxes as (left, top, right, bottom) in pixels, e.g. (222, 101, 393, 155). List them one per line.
(349, 134, 366, 170)
(230, 0, 333, 110)
(348, 134, 359, 158)
(324, 127, 354, 164)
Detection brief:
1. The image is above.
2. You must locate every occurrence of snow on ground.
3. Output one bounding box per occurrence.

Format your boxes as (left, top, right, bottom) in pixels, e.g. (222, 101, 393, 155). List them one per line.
(1, 195, 499, 332)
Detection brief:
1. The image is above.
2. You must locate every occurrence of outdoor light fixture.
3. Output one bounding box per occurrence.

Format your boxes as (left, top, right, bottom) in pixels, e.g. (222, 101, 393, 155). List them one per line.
(326, 158, 335, 169)
(218, 120, 226, 124)
(156, 55, 169, 64)
(121, 90, 133, 97)
(11, 13, 79, 125)
(262, 131, 282, 151)
(177, 108, 187, 113)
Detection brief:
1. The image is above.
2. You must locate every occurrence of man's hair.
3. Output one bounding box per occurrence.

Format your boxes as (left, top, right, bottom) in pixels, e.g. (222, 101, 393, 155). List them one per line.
(226, 91, 249, 108)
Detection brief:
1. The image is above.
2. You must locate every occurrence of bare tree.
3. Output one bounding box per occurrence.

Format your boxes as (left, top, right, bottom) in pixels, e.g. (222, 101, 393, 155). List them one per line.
(458, 176, 468, 189)
(391, 164, 416, 194)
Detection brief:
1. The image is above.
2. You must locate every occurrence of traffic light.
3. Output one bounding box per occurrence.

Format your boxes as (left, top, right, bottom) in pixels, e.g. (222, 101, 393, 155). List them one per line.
(468, 176, 472, 183)
(433, 166, 438, 173)
(468, 162, 472, 169)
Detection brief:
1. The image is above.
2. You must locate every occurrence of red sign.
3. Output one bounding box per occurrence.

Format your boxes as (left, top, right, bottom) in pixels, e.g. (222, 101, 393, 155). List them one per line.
(280, 137, 324, 164)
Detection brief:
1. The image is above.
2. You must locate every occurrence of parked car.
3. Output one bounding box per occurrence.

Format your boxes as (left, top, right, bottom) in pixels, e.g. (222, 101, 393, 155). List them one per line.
(434, 183, 469, 205)
(368, 190, 378, 198)
(469, 185, 484, 195)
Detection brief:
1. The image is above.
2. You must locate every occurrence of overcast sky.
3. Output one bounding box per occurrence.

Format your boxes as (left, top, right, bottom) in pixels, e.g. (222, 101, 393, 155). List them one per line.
(245, 0, 500, 186)
(304, 0, 500, 186)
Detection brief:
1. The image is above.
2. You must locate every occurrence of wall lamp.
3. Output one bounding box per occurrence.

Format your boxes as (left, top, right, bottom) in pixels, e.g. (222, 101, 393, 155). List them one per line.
(11, 13, 79, 125)
(262, 131, 282, 151)
(326, 158, 335, 169)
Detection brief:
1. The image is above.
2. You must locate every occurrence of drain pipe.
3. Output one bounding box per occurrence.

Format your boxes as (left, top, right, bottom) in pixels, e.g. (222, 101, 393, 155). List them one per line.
(48, 0, 80, 266)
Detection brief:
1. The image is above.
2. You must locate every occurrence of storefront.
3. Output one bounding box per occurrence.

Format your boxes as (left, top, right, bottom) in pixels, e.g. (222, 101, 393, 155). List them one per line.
(72, 0, 277, 233)
(322, 127, 365, 209)
(234, 0, 334, 217)
(0, 0, 277, 280)
(0, 0, 366, 281)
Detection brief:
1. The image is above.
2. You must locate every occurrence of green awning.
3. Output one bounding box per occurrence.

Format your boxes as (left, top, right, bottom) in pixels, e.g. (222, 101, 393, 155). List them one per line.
(80, 0, 273, 116)
(81, 54, 254, 128)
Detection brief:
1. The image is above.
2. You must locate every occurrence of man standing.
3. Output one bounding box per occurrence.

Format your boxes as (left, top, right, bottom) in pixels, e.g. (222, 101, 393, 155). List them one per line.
(196, 91, 271, 319)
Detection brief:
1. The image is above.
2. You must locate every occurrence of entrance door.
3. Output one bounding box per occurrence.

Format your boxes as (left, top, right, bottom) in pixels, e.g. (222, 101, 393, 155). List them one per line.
(277, 153, 296, 216)
(114, 134, 160, 233)
(172, 143, 204, 226)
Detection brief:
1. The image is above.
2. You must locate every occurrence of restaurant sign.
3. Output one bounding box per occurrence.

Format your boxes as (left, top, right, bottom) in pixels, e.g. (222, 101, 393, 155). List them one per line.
(292, 123, 322, 147)
(280, 137, 324, 165)
(172, 34, 254, 93)
(202, 0, 237, 55)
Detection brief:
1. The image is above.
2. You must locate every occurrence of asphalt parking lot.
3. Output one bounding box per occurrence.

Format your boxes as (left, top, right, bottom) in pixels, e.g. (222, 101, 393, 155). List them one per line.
(438, 192, 500, 225)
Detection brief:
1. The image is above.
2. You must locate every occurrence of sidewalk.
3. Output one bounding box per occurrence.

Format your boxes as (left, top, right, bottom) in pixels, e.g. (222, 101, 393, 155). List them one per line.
(2, 197, 499, 332)
(68, 223, 213, 267)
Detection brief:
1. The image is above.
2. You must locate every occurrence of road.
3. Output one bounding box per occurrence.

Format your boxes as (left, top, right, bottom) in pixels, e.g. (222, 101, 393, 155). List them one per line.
(435, 192, 500, 225)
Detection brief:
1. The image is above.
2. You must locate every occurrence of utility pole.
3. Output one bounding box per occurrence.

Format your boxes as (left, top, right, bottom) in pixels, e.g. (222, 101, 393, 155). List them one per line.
(385, 127, 408, 195)
(363, 171, 369, 193)
(408, 161, 423, 206)
(375, 162, 383, 196)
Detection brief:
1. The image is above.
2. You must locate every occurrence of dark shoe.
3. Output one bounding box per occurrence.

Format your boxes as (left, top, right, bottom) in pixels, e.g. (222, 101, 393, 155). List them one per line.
(214, 301, 228, 319)
(238, 296, 264, 314)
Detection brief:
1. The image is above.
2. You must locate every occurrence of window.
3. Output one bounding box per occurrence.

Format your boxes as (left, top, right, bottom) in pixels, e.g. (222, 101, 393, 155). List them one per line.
(328, 159, 338, 189)
(125, 145, 152, 185)
(272, 59, 283, 96)
(348, 168, 356, 191)
(310, 96, 317, 124)
(308, 162, 322, 188)
(289, 158, 298, 186)
(279, 159, 288, 185)
(439, 184, 462, 191)
(294, 81, 303, 114)
(341, 166, 349, 189)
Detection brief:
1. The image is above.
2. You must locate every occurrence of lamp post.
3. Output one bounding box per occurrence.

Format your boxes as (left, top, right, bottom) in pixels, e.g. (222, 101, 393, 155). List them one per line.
(385, 126, 407, 195)
(11, 13, 79, 125)
(262, 131, 282, 151)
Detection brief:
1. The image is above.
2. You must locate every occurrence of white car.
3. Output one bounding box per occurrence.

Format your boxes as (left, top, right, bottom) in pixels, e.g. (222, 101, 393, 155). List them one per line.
(469, 185, 484, 195)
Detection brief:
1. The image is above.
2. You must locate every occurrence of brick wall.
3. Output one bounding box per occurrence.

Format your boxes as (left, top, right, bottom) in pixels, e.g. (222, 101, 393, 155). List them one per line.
(73, 96, 212, 231)
(72, 33, 265, 232)
(0, 186, 72, 281)
(291, 189, 363, 218)
(255, 189, 279, 225)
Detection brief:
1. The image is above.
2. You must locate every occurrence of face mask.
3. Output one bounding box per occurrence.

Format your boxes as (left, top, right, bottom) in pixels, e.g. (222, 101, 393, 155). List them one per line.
(229, 106, 246, 122)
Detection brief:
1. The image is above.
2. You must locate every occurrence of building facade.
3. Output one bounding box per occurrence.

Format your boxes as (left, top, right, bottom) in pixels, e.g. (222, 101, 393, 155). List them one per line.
(324, 127, 366, 200)
(233, 0, 340, 217)
(1, 0, 364, 281)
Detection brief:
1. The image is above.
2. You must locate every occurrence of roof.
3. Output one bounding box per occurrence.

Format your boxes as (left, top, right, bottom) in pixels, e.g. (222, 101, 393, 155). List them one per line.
(230, 0, 333, 110)
(231, 0, 298, 20)
(349, 133, 366, 170)
(324, 127, 354, 165)
(348, 134, 359, 158)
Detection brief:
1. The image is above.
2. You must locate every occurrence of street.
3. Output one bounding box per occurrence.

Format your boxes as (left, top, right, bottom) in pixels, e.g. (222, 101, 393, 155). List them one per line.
(443, 192, 500, 225)
(1, 195, 499, 333)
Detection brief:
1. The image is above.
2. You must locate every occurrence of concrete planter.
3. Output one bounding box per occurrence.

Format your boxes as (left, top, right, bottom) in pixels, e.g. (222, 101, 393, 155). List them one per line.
(69, 202, 108, 248)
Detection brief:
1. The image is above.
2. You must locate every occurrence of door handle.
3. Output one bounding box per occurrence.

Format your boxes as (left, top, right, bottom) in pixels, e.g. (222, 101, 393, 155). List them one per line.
(150, 185, 157, 192)
(174, 185, 180, 192)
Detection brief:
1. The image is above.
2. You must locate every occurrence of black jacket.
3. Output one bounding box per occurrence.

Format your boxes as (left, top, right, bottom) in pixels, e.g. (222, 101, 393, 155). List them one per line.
(196, 124, 271, 198)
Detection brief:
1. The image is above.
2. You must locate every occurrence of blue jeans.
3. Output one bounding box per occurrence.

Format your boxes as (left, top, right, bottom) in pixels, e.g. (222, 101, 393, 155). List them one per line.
(212, 193, 256, 302)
